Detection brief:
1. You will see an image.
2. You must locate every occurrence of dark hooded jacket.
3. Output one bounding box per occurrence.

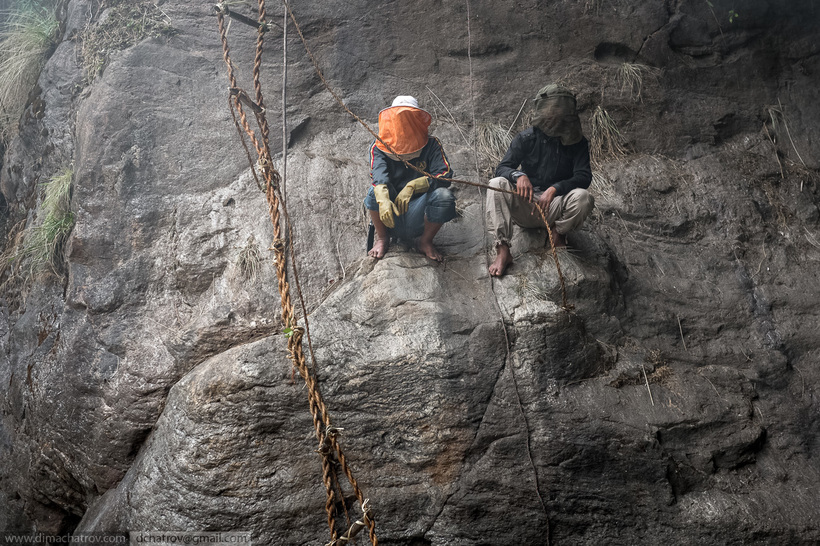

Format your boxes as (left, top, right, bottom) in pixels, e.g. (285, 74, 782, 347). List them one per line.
(370, 137, 453, 193)
(495, 127, 592, 196)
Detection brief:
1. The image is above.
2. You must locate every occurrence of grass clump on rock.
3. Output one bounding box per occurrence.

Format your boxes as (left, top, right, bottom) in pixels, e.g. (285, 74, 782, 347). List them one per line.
(80, 0, 175, 83)
(477, 122, 513, 175)
(616, 62, 661, 103)
(236, 235, 262, 282)
(15, 167, 75, 278)
(0, 0, 59, 143)
(590, 105, 627, 163)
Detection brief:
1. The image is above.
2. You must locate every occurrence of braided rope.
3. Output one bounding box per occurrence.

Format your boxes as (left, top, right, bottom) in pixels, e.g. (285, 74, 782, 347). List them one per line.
(215, 4, 377, 543)
(218, 8, 266, 193)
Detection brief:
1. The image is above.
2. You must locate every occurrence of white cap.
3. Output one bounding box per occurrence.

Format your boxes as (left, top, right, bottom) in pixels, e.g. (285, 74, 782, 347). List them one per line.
(391, 95, 420, 109)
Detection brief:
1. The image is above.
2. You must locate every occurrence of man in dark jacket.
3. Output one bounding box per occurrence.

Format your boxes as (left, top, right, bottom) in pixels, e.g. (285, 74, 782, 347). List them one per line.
(487, 84, 594, 276)
(364, 96, 456, 261)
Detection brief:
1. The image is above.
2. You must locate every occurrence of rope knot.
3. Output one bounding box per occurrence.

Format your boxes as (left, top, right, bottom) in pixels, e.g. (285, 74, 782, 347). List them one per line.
(270, 238, 285, 252)
(361, 498, 373, 523)
(317, 426, 343, 456)
(257, 156, 272, 174)
(257, 157, 280, 191)
(325, 426, 344, 439)
(289, 326, 305, 346)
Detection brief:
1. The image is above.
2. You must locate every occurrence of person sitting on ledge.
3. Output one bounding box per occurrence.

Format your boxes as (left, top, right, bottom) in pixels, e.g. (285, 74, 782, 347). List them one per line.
(486, 84, 595, 277)
(364, 95, 457, 262)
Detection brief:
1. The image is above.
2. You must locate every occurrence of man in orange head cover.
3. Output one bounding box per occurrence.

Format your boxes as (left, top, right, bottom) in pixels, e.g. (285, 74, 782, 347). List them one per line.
(364, 96, 456, 261)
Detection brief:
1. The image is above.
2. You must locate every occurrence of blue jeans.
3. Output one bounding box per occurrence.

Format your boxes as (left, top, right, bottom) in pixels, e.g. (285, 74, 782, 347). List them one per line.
(364, 186, 457, 239)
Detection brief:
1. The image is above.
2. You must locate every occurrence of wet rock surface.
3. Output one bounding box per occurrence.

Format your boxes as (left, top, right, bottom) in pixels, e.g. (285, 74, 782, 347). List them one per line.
(1, 0, 819, 543)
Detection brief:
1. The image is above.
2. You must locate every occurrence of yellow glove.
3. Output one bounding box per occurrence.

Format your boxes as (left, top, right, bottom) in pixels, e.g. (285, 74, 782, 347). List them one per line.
(373, 184, 399, 228)
(394, 176, 430, 216)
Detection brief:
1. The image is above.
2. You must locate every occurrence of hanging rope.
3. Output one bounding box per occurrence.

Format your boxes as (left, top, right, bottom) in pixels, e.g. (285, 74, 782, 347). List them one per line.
(215, 3, 378, 544)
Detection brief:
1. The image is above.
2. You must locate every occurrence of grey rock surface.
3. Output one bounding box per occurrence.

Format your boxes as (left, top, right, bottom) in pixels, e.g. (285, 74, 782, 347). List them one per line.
(1, 0, 819, 544)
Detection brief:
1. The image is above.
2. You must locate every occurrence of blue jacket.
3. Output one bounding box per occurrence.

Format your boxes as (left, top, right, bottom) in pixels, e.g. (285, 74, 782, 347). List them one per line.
(370, 137, 453, 193)
(495, 127, 592, 196)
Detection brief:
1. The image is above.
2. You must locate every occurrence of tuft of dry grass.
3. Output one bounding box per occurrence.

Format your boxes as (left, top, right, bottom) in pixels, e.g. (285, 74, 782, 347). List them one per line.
(590, 170, 615, 202)
(79, 0, 175, 84)
(0, 219, 26, 284)
(590, 105, 627, 163)
(0, 2, 59, 142)
(648, 364, 673, 383)
(236, 235, 261, 282)
(805, 228, 820, 251)
(765, 99, 807, 170)
(646, 349, 666, 367)
(516, 275, 552, 303)
(584, 0, 604, 16)
(474, 100, 533, 175)
(477, 122, 513, 173)
(616, 62, 661, 103)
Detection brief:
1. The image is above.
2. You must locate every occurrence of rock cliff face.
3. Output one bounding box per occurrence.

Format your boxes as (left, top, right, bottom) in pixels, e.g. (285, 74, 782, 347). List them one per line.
(1, 0, 819, 543)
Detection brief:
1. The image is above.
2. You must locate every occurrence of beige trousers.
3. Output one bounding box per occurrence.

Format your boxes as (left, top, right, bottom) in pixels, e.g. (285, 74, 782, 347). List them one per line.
(486, 176, 595, 247)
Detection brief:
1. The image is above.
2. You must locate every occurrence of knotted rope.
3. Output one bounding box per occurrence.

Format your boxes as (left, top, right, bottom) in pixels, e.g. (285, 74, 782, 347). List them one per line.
(216, 2, 378, 544)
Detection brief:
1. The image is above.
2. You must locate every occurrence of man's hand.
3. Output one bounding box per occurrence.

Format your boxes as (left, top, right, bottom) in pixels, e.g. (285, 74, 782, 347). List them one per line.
(537, 186, 557, 214)
(515, 174, 533, 202)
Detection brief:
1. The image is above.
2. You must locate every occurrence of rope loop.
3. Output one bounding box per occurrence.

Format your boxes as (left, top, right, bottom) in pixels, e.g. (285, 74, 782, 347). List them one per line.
(361, 499, 372, 522)
(324, 499, 375, 546)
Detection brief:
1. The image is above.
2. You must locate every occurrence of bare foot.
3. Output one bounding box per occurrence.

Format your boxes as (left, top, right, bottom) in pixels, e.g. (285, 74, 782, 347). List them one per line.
(417, 239, 443, 262)
(368, 238, 389, 258)
(489, 244, 513, 277)
(549, 230, 566, 249)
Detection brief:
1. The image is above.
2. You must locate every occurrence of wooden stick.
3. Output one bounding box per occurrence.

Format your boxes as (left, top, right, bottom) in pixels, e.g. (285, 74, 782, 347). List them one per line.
(214, 4, 271, 32)
(641, 363, 655, 406)
(230, 87, 264, 115)
(677, 315, 687, 352)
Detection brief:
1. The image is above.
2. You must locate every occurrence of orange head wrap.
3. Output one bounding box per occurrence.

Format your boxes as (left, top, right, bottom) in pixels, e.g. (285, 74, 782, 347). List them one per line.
(375, 97, 431, 156)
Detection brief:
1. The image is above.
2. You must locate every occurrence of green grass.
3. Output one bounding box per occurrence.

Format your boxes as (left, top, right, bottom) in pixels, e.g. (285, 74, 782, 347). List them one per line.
(15, 167, 75, 277)
(0, 1, 59, 142)
(80, 0, 175, 84)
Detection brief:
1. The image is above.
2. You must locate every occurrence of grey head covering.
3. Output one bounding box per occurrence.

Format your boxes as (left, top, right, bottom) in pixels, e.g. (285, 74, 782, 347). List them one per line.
(532, 84, 583, 146)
